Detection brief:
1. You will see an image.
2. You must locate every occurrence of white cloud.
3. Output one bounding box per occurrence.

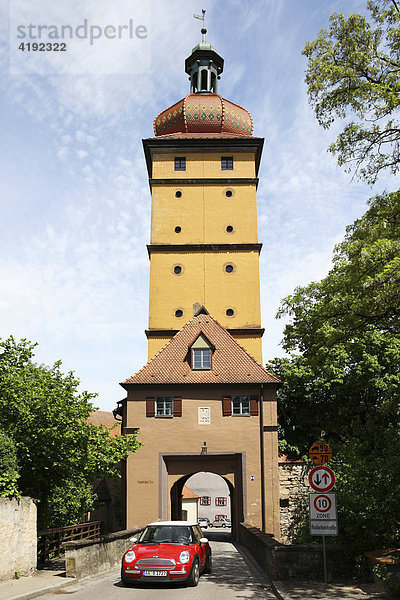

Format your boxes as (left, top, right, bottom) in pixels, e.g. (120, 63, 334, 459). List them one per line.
(1, 0, 395, 412)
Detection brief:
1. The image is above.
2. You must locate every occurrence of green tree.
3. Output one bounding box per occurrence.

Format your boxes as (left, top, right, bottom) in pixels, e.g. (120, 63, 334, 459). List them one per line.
(0, 431, 20, 498)
(268, 190, 400, 553)
(0, 337, 140, 529)
(303, 0, 400, 184)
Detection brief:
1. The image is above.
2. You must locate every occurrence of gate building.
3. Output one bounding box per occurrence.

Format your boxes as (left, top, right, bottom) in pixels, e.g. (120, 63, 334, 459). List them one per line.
(117, 31, 281, 539)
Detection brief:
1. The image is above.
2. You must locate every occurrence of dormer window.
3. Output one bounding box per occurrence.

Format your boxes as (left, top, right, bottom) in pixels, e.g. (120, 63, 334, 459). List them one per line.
(190, 332, 213, 370)
(192, 348, 211, 370)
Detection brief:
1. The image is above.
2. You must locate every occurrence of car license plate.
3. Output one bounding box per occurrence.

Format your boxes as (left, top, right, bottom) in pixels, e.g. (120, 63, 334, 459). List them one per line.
(143, 570, 167, 577)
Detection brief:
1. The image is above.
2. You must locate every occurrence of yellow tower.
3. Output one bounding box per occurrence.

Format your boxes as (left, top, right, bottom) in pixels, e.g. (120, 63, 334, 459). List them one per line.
(119, 28, 281, 538)
(143, 38, 265, 364)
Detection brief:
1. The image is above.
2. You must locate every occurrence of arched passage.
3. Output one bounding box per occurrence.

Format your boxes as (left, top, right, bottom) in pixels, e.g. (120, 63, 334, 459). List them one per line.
(160, 452, 245, 540)
(171, 471, 233, 529)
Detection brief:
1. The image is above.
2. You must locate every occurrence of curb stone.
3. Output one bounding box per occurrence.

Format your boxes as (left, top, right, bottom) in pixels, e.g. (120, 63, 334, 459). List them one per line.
(271, 581, 285, 600)
(233, 541, 278, 599)
(5, 578, 77, 600)
(2, 567, 121, 600)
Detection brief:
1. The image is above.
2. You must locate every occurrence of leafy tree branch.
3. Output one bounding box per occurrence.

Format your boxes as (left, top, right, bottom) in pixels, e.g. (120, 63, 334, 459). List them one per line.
(303, 0, 400, 183)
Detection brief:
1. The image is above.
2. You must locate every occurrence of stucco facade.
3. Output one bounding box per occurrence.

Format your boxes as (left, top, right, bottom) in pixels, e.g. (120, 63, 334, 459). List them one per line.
(123, 383, 280, 532)
(145, 137, 264, 364)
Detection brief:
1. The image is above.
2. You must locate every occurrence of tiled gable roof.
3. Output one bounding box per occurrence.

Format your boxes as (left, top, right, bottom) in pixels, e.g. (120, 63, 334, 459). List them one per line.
(182, 485, 199, 500)
(122, 313, 279, 386)
(88, 411, 120, 437)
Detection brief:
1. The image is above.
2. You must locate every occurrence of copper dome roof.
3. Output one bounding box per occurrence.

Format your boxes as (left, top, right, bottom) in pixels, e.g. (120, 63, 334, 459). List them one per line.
(154, 93, 253, 137)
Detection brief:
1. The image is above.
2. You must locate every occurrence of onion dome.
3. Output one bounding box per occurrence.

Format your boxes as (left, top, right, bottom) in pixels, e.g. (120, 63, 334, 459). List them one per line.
(154, 94, 253, 137)
(153, 24, 253, 137)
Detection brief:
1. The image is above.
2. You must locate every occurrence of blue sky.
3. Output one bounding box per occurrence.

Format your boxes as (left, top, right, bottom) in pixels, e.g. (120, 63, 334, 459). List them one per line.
(1, 0, 392, 411)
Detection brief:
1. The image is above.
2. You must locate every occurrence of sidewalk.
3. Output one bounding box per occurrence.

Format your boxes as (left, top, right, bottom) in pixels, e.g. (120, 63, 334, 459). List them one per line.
(0, 566, 76, 600)
(273, 580, 390, 600)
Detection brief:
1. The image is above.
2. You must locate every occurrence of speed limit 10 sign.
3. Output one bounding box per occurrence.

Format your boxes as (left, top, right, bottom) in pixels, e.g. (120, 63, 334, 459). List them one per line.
(309, 493, 336, 520)
(309, 492, 338, 535)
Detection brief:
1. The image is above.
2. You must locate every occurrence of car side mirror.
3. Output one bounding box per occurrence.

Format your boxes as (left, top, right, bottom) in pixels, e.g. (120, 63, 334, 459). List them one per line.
(130, 537, 138, 543)
(200, 537, 208, 544)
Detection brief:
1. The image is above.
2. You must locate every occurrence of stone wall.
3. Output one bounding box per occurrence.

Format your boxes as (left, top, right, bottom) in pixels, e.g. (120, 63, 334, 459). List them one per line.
(238, 522, 350, 580)
(63, 527, 144, 579)
(279, 460, 310, 542)
(0, 497, 37, 581)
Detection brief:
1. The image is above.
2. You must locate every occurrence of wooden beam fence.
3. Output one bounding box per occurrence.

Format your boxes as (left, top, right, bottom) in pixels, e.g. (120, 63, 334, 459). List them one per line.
(37, 521, 102, 564)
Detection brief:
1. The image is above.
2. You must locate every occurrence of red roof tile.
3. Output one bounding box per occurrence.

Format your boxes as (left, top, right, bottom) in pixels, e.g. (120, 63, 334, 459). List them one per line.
(89, 411, 121, 437)
(122, 313, 280, 385)
(182, 485, 199, 500)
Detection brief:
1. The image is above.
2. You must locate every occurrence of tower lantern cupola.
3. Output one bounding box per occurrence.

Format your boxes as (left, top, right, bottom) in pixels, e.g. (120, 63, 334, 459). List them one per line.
(185, 12, 224, 93)
(153, 9, 252, 137)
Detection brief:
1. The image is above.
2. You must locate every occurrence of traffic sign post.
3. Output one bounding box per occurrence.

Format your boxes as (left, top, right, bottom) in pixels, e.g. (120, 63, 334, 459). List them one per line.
(308, 465, 337, 583)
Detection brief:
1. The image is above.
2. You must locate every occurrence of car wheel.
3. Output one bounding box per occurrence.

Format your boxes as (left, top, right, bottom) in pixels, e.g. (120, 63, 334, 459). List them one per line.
(203, 551, 212, 574)
(222, 523, 226, 528)
(188, 557, 200, 587)
(209, 523, 213, 528)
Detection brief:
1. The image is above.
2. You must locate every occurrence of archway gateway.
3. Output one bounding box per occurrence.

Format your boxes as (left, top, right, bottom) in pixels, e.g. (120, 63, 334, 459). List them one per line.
(164, 453, 242, 538)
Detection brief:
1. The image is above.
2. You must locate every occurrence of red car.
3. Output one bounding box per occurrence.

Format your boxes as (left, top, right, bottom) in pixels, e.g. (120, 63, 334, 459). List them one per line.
(121, 521, 212, 587)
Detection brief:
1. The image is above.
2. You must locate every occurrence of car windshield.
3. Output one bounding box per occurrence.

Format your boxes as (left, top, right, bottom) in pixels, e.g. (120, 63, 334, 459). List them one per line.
(139, 525, 194, 545)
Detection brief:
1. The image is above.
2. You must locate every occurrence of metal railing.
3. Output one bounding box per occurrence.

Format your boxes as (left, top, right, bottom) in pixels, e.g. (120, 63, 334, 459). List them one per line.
(37, 521, 101, 564)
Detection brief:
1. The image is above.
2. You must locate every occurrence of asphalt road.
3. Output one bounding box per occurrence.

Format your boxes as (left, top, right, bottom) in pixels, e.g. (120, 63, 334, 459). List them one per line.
(37, 531, 276, 600)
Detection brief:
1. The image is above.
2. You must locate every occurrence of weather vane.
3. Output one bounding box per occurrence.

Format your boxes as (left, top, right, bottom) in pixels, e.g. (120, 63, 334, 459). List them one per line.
(193, 9, 207, 42)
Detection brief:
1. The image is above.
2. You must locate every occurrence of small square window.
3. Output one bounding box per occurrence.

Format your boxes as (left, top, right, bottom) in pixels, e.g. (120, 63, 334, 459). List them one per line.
(231, 395, 250, 415)
(221, 156, 233, 170)
(174, 157, 186, 171)
(155, 396, 174, 417)
(192, 348, 211, 370)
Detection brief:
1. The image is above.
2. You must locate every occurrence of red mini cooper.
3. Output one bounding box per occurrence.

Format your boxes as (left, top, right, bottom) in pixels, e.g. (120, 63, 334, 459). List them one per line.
(121, 521, 212, 587)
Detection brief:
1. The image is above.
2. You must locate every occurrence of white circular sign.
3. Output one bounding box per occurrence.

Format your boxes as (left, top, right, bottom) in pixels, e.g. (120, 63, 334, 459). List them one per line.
(313, 494, 332, 513)
(308, 466, 335, 492)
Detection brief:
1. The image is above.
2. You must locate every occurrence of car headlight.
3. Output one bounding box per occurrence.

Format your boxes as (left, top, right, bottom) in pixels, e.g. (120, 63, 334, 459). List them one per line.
(124, 550, 136, 563)
(179, 551, 190, 564)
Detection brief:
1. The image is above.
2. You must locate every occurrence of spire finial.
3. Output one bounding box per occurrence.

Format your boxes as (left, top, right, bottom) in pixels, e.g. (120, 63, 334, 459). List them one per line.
(193, 9, 207, 42)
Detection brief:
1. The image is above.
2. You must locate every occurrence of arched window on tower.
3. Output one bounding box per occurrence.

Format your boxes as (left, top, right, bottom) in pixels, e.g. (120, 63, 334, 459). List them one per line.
(201, 69, 208, 91)
(211, 72, 216, 93)
(192, 72, 198, 93)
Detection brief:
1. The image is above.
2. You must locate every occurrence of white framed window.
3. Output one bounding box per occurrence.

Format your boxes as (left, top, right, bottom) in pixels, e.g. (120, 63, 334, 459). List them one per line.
(200, 496, 211, 506)
(192, 348, 211, 370)
(215, 497, 227, 506)
(231, 395, 250, 415)
(155, 396, 174, 417)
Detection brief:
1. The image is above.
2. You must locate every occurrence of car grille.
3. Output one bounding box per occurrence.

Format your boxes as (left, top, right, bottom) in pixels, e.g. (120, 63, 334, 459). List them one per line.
(136, 559, 175, 566)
